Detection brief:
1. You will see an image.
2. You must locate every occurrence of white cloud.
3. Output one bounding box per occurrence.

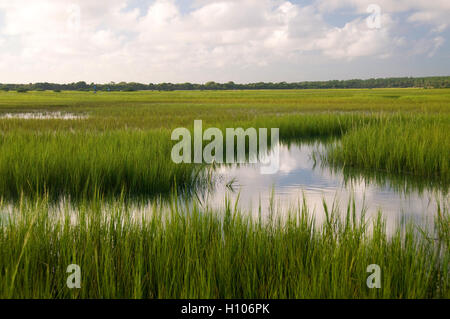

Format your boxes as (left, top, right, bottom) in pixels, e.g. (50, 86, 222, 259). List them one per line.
(410, 36, 446, 58)
(0, 0, 447, 83)
(407, 11, 448, 33)
(314, 15, 400, 59)
(316, 0, 450, 32)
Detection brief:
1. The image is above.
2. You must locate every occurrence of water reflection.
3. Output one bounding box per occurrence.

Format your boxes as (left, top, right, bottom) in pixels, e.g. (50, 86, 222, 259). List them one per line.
(196, 142, 448, 231)
(1, 141, 446, 234)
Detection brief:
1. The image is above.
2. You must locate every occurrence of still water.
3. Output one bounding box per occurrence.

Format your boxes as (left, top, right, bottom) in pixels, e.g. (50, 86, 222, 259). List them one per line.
(196, 142, 447, 230)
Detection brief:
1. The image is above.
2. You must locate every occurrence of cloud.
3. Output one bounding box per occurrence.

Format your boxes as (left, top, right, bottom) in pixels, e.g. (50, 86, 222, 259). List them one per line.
(316, 0, 450, 31)
(313, 15, 401, 59)
(407, 11, 448, 33)
(410, 36, 446, 58)
(128, 0, 401, 67)
(0, 0, 448, 83)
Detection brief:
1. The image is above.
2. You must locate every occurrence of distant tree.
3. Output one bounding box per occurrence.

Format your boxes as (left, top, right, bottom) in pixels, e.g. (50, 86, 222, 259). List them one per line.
(2, 76, 449, 93)
(205, 81, 220, 90)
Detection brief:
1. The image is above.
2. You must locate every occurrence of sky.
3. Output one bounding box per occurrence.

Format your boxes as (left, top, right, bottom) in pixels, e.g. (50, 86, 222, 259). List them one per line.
(0, 0, 449, 84)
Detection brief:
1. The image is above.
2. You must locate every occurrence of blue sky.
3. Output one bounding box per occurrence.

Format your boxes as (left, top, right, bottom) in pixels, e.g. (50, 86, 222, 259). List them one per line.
(0, 0, 449, 84)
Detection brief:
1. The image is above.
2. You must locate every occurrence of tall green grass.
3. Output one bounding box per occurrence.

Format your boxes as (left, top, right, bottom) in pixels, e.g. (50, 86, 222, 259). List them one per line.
(0, 113, 374, 199)
(324, 117, 450, 183)
(0, 130, 204, 199)
(0, 89, 448, 299)
(0, 196, 447, 299)
(0, 112, 447, 198)
(1, 89, 449, 133)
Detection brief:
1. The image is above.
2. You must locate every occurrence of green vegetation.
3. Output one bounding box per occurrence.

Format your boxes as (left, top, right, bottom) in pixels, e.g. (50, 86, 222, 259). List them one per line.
(0, 89, 448, 198)
(0, 88, 448, 298)
(1, 76, 450, 92)
(0, 196, 448, 298)
(324, 115, 450, 185)
(0, 130, 203, 200)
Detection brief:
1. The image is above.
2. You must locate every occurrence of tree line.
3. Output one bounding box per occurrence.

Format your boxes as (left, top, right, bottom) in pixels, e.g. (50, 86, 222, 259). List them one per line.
(1, 76, 450, 92)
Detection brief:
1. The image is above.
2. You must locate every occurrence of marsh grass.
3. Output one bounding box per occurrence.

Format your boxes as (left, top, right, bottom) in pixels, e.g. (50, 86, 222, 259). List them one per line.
(324, 117, 450, 183)
(0, 112, 447, 199)
(0, 130, 205, 200)
(0, 195, 447, 299)
(0, 89, 448, 299)
(0, 111, 375, 199)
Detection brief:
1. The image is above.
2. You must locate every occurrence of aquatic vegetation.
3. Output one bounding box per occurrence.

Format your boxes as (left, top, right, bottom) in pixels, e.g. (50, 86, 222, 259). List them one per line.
(0, 89, 448, 198)
(0, 196, 447, 299)
(0, 130, 203, 200)
(324, 116, 450, 183)
(0, 88, 448, 299)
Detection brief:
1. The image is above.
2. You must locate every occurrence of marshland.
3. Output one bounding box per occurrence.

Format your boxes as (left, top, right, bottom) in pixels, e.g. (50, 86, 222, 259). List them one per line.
(0, 88, 448, 298)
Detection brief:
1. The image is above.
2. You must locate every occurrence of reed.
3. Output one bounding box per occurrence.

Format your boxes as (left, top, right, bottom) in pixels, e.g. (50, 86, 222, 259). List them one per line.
(0, 89, 448, 299)
(0, 196, 447, 299)
(324, 116, 450, 182)
(0, 130, 204, 199)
